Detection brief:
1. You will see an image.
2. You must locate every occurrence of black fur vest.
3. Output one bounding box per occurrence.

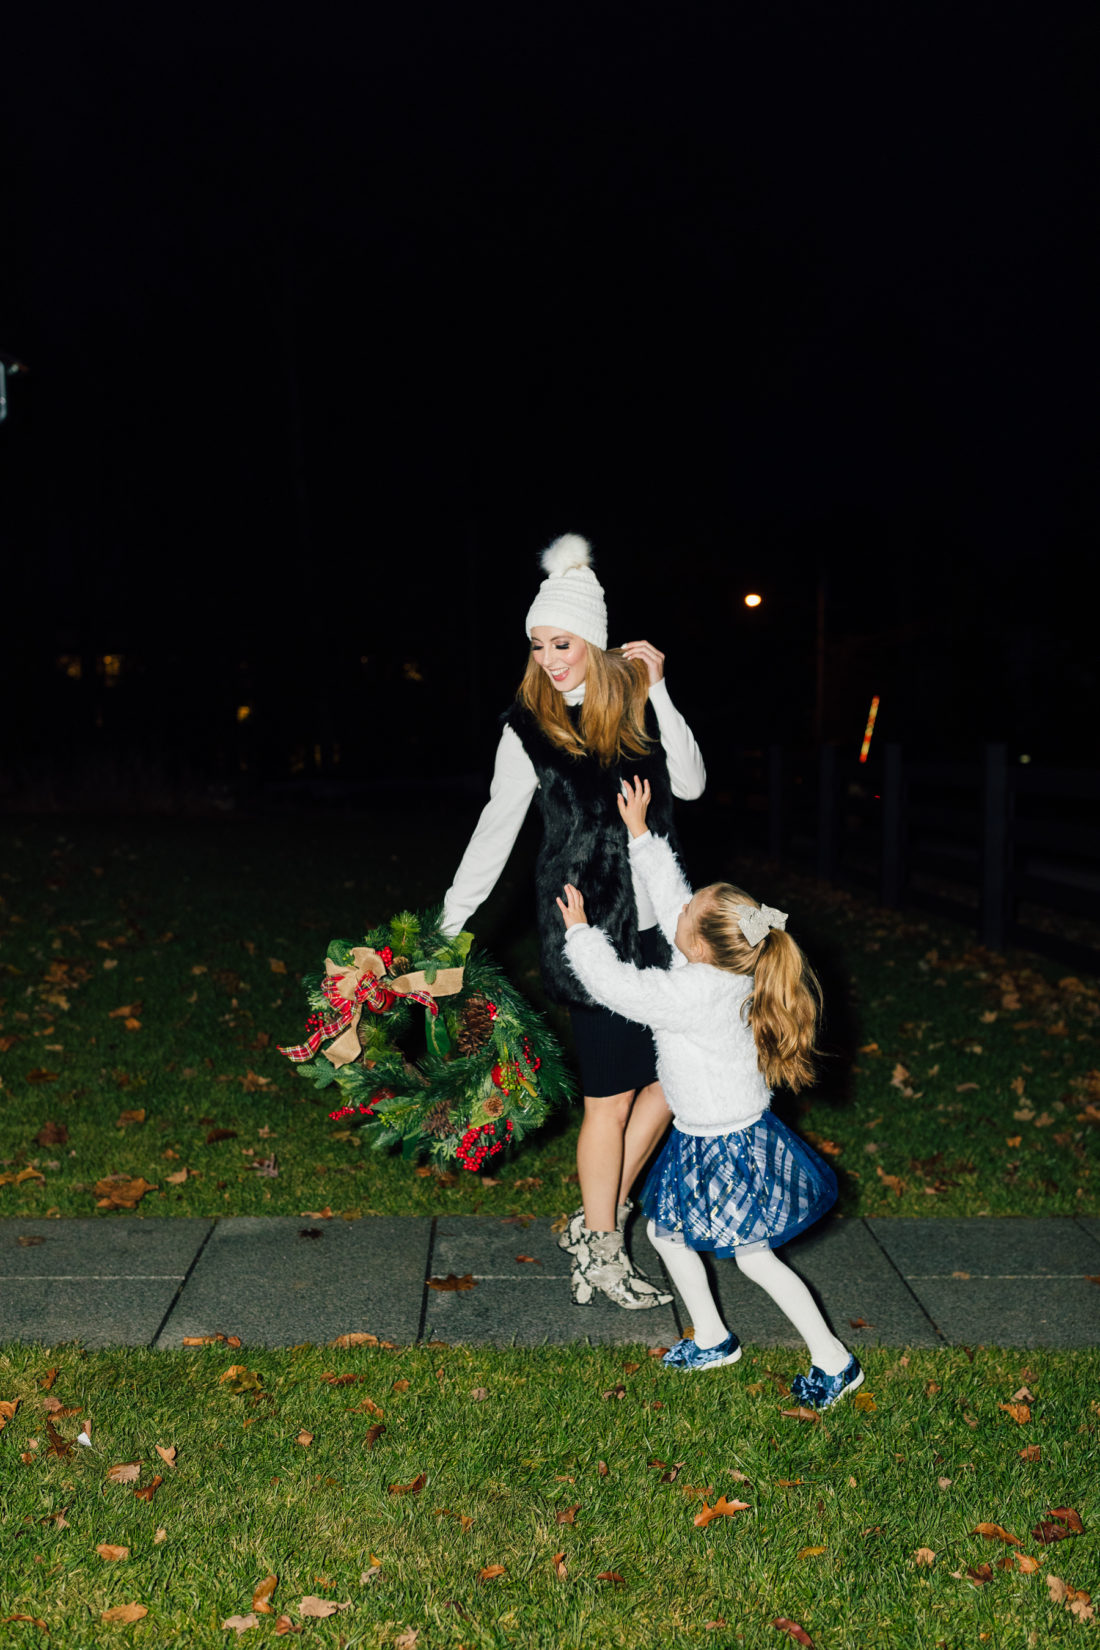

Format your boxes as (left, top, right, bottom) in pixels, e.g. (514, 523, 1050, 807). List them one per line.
(504, 700, 683, 1007)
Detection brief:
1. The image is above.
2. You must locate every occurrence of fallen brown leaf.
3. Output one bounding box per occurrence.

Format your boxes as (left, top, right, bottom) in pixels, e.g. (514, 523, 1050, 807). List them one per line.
(998, 1402, 1031, 1424)
(797, 1545, 828, 1559)
(0, 1398, 20, 1431)
(96, 1543, 130, 1561)
(1014, 1553, 1042, 1574)
(914, 1548, 935, 1566)
(388, 1473, 427, 1496)
(155, 1444, 177, 1469)
(772, 1619, 815, 1647)
(470, 1387, 489, 1401)
(598, 1460, 609, 1476)
(106, 1462, 141, 1484)
(974, 1522, 1022, 1546)
(555, 1504, 579, 1525)
(330, 1332, 380, 1348)
(35, 1121, 68, 1146)
(426, 1273, 477, 1291)
(1019, 1444, 1042, 1463)
(220, 1365, 263, 1394)
(693, 1496, 751, 1527)
(597, 1571, 625, 1584)
(779, 1407, 820, 1424)
(274, 1616, 301, 1635)
(295, 1431, 314, 1448)
(479, 1565, 506, 1582)
(552, 1550, 567, 1580)
(966, 1564, 994, 1585)
(101, 1603, 147, 1624)
(154, 1528, 166, 1543)
(116, 1108, 146, 1127)
(2, 1616, 49, 1632)
(252, 1575, 278, 1615)
(134, 1475, 163, 1503)
(93, 1174, 158, 1210)
(394, 1631, 419, 1650)
(298, 1596, 350, 1618)
(364, 1423, 386, 1449)
(222, 1616, 259, 1637)
(853, 1392, 877, 1413)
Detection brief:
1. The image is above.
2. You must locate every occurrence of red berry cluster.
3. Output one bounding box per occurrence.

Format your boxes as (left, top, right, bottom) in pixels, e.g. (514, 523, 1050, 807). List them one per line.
(378, 945, 394, 967)
(456, 1119, 514, 1171)
(327, 1089, 392, 1122)
(522, 1037, 541, 1071)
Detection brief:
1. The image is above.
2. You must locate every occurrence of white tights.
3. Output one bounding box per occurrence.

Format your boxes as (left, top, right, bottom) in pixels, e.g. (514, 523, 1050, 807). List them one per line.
(647, 1219, 850, 1376)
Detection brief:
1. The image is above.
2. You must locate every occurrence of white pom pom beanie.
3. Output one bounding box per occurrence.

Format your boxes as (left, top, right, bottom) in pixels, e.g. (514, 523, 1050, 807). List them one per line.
(524, 534, 608, 650)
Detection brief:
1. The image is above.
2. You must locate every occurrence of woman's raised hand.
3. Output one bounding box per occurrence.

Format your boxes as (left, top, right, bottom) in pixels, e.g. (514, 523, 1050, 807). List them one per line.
(619, 639, 665, 685)
(617, 774, 651, 837)
(556, 884, 589, 929)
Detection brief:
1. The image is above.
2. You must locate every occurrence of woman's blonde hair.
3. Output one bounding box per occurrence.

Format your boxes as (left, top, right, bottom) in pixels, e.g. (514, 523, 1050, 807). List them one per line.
(694, 885, 822, 1092)
(516, 643, 653, 767)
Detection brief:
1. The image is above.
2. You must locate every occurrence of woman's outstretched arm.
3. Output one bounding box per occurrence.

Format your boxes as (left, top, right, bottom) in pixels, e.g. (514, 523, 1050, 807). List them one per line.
(441, 727, 538, 935)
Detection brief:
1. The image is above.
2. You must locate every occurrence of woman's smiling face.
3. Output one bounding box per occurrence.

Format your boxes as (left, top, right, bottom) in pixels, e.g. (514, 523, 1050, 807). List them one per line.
(530, 626, 588, 692)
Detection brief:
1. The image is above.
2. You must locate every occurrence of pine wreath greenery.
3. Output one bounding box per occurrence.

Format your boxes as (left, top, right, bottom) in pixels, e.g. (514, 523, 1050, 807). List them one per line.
(277, 908, 574, 1171)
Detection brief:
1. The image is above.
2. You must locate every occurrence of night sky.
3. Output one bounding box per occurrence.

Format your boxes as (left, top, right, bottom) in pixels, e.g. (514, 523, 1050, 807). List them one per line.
(3, 3, 1096, 778)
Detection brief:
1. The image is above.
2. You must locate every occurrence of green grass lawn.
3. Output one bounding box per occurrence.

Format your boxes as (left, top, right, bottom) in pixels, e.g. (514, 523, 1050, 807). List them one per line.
(0, 813, 1097, 1222)
(2, 1341, 1098, 1647)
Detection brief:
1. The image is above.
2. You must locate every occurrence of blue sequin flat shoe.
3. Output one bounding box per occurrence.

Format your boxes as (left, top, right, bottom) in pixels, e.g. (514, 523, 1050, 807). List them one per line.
(661, 1332, 742, 1372)
(789, 1355, 864, 1410)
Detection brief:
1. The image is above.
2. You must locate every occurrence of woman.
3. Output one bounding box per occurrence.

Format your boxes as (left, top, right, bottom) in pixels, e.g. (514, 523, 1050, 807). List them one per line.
(441, 534, 706, 1307)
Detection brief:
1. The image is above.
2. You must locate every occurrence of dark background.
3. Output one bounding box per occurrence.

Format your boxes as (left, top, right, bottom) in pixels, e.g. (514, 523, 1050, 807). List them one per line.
(2, 1, 1096, 799)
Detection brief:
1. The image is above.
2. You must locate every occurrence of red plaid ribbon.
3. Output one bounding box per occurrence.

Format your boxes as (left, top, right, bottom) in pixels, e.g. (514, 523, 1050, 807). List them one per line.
(278, 967, 437, 1064)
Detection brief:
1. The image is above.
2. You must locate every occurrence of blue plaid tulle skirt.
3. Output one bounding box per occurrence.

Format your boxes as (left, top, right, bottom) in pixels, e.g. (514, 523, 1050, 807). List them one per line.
(641, 1113, 837, 1255)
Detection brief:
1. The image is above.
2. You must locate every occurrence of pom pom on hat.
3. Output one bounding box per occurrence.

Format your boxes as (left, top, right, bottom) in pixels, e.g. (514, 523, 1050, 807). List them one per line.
(540, 533, 593, 578)
(525, 533, 608, 650)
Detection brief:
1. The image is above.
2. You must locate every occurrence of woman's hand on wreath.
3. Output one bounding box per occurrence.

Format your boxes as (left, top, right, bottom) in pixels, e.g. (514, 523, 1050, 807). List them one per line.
(556, 884, 589, 929)
(620, 639, 665, 685)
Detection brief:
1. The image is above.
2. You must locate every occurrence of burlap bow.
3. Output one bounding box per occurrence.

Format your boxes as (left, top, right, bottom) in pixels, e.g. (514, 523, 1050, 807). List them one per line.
(277, 947, 465, 1069)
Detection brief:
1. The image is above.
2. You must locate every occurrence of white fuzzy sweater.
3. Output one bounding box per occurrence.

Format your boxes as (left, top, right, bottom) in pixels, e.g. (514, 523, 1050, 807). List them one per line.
(562, 831, 773, 1136)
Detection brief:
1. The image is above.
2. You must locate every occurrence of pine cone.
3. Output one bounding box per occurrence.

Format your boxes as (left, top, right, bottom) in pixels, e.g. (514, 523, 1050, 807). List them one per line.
(422, 1099, 455, 1138)
(458, 992, 493, 1055)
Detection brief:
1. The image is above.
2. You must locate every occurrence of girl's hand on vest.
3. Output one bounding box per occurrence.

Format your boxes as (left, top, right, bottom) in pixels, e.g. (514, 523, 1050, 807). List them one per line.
(617, 774, 651, 837)
(556, 884, 589, 928)
(619, 639, 665, 684)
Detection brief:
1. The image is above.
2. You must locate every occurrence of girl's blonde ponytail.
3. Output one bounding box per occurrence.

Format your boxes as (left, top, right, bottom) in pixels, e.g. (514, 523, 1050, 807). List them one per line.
(747, 929, 821, 1092)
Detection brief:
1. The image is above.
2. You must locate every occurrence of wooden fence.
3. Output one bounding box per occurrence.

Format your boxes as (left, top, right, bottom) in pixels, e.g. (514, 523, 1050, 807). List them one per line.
(754, 744, 1100, 971)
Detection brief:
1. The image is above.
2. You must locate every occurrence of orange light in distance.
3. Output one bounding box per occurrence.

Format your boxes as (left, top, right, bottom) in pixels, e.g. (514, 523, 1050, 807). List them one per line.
(858, 695, 880, 764)
(744, 593, 762, 608)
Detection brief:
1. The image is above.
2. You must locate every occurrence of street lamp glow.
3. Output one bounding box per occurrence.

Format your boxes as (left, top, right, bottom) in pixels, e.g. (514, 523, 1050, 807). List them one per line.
(744, 593, 762, 608)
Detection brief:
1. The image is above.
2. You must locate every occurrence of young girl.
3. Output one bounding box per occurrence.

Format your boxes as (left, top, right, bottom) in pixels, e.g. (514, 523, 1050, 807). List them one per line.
(556, 777, 863, 1409)
(441, 536, 707, 1310)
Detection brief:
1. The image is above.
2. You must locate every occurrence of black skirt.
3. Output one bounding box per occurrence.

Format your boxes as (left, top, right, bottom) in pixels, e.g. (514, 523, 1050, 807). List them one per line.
(567, 926, 662, 1098)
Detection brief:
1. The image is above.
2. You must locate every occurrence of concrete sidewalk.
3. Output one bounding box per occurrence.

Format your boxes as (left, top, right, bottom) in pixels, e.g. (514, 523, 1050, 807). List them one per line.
(2, 1215, 1098, 1351)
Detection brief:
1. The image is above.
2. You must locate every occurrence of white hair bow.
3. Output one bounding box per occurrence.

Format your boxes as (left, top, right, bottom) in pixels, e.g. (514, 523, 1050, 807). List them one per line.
(738, 903, 788, 947)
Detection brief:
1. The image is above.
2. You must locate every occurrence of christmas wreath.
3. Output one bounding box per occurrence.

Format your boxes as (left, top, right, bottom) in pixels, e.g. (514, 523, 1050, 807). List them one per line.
(277, 908, 574, 1170)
